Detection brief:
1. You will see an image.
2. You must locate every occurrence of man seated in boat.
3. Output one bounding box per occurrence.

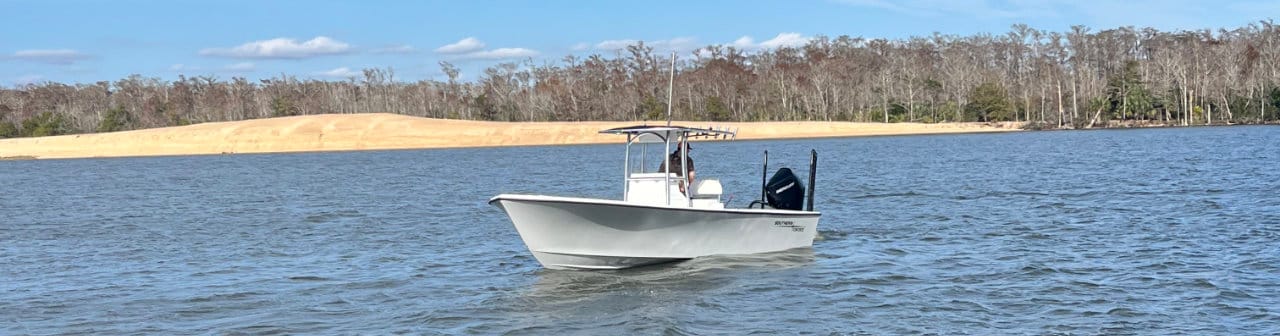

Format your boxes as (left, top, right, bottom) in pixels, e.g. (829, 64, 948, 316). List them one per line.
(657, 141, 695, 194)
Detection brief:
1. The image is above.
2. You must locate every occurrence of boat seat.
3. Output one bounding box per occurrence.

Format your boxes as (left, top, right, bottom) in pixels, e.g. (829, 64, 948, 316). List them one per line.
(691, 179, 722, 199)
(690, 179, 724, 209)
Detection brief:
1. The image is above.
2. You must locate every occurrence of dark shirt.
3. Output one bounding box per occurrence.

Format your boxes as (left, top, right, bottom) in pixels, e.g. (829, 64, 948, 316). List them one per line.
(658, 151, 694, 176)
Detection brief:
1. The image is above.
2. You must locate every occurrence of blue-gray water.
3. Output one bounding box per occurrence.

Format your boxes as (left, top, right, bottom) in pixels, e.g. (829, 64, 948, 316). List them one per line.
(3, 126, 1278, 334)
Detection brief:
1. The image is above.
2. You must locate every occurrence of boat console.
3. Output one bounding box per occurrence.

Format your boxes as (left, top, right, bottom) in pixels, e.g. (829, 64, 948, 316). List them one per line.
(624, 173, 725, 209)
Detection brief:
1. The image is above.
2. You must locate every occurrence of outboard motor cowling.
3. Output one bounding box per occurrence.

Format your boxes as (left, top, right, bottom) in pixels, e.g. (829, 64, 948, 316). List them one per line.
(765, 168, 806, 210)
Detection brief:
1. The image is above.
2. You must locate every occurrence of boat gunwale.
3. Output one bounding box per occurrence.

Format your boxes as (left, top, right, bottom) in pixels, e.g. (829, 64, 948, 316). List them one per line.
(489, 194, 821, 217)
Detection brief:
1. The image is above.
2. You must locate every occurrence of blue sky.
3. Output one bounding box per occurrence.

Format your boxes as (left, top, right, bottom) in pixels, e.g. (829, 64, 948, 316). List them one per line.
(2, 0, 1277, 86)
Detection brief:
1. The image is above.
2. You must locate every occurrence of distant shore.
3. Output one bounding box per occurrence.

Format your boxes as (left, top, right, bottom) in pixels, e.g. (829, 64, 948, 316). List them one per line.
(0, 113, 1024, 160)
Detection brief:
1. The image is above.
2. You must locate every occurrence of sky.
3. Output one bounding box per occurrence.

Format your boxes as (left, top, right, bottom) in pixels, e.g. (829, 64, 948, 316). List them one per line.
(2, 0, 1278, 86)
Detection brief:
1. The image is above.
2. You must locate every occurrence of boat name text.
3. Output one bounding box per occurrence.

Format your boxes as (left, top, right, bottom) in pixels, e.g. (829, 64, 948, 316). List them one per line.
(774, 220, 804, 232)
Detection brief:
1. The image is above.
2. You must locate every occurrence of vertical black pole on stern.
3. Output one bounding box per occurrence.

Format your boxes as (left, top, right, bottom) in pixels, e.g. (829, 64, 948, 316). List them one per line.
(806, 149, 817, 212)
(760, 150, 768, 207)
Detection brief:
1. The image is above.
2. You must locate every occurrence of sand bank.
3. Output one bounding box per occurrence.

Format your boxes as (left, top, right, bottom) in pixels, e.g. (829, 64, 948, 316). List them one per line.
(0, 113, 1022, 160)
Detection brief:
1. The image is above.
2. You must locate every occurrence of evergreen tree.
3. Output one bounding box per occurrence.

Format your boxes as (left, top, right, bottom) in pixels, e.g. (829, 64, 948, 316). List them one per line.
(98, 106, 133, 132)
(967, 83, 1013, 122)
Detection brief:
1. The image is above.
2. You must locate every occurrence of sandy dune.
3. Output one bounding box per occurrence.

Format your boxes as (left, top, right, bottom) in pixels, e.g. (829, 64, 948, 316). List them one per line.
(0, 113, 1022, 160)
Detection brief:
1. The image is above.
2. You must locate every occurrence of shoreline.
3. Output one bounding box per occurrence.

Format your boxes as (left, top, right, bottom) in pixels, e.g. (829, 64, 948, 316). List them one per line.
(0, 113, 1030, 160)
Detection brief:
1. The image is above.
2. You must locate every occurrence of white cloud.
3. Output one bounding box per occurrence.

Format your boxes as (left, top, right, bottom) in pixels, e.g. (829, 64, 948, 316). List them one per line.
(731, 36, 756, 49)
(435, 37, 539, 60)
(10, 49, 91, 65)
(716, 33, 811, 51)
(223, 62, 255, 72)
(199, 36, 352, 59)
(595, 39, 639, 50)
(315, 67, 361, 78)
(571, 42, 590, 51)
(588, 34, 810, 55)
(652, 37, 699, 52)
(373, 44, 416, 54)
(435, 37, 486, 54)
(169, 63, 197, 71)
(462, 48, 539, 60)
(759, 33, 811, 49)
(594, 37, 699, 52)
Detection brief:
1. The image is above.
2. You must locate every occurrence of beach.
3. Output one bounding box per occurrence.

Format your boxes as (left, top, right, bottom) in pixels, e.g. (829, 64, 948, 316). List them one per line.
(0, 113, 1022, 160)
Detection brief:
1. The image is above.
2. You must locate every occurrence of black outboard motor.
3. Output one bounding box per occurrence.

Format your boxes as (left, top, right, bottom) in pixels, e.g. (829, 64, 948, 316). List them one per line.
(765, 168, 806, 210)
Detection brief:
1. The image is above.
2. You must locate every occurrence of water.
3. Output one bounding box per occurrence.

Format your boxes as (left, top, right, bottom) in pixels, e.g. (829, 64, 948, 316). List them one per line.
(2, 126, 1278, 334)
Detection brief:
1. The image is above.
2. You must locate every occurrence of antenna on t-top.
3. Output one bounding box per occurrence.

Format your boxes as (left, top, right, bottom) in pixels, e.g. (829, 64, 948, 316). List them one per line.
(666, 51, 676, 127)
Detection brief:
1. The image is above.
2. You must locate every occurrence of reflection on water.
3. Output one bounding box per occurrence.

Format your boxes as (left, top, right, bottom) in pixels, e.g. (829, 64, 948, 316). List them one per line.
(528, 247, 818, 297)
(512, 248, 818, 334)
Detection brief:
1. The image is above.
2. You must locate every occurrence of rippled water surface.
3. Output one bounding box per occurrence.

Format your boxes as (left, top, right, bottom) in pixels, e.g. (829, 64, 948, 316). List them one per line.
(3, 126, 1279, 334)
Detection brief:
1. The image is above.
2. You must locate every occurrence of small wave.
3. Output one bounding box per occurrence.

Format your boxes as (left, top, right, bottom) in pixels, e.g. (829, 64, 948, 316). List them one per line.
(222, 324, 296, 335)
(1040, 308, 1077, 316)
(656, 324, 695, 336)
(341, 278, 407, 290)
(815, 229, 849, 241)
(911, 213, 952, 222)
(851, 191, 935, 200)
(287, 275, 332, 281)
(189, 268, 238, 277)
(184, 291, 263, 303)
(1214, 288, 1259, 301)
(848, 277, 902, 286)
(1031, 201, 1067, 209)
(1006, 191, 1053, 197)
(881, 274, 919, 282)
(1057, 190, 1104, 198)
(303, 209, 364, 223)
(1106, 307, 1146, 317)
(881, 247, 908, 256)
(1200, 199, 1224, 209)
(1019, 265, 1059, 276)
(1022, 232, 1052, 240)
(1069, 280, 1101, 288)
(1189, 278, 1219, 289)
(950, 190, 1055, 200)
(1136, 260, 1184, 271)
(944, 299, 995, 313)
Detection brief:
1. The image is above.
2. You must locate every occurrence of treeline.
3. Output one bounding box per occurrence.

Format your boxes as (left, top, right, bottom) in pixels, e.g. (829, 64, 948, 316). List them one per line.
(3, 22, 1280, 138)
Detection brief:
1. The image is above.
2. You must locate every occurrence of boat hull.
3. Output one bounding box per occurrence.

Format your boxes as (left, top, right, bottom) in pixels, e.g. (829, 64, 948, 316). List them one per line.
(489, 194, 821, 270)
